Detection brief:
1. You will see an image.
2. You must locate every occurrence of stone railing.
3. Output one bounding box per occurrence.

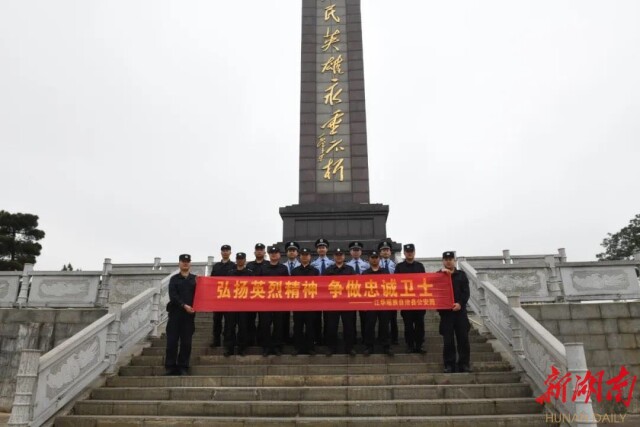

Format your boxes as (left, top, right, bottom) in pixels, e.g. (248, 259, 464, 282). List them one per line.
(7, 270, 176, 426)
(420, 249, 640, 303)
(460, 260, 597, 426)
(3, 257, 213, 308)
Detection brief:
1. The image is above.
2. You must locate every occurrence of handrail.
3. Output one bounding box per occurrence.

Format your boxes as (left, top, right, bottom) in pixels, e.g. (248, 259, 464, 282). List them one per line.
(7, 269, 178, 427)
(459, 260, 597, 427)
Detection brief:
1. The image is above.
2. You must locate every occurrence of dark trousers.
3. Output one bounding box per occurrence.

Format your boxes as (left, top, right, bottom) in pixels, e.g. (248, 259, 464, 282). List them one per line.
(282, 311, 292, 343)
(223, 312, 250, 350)
(258, 311, 284, 350)
(313, 312, 323, 345)
(390, 311, 399, 342)
(165, 311, 195, 370)
(401, 310, 426, 348)
(325, 311, 356, 351)
(439, 310, 471, 367)
(293, 311, 316, 352)
(376, 310, 394, 348)
(245, 312, 257, 346)
(212, 312, 223, 342)
(361, 311, 378, 348)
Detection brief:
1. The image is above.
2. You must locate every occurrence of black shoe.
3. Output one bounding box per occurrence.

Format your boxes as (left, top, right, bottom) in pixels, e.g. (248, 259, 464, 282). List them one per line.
(414, 346, 426, 354)
(444, 365, 455, 374)
(458, 364, 473, 373)
(274, 348, 282, 356)
(178, 368, 189, 376)
(165, 367, 178, 376)
(363, 347, 373, 356)
(405, 346, 414, 354)
(237, 348, 246, 357)
(325, 348, 333, 357)
(223, 348, 233, 357)
(262, 348, 269, 357)
(308, 348, 317, 356)
(292, 349, 299, 356)
(384, 347, 394, 356)
(348, 349, 357, 357)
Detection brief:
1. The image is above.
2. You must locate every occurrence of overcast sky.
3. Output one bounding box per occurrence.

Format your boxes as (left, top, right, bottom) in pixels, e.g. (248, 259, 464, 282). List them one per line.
(2, 1, 639, 270)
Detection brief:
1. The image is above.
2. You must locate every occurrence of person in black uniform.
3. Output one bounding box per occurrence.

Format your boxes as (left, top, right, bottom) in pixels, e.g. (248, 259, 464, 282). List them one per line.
(291, 248, 320, 355)
(362, 251, 393, 356)
(396, 243, 427, 354)
(324, 248, 357, 356)
(378, 240, 399, 345)
(438, 251, 472, 373)
(282, 241, 301, 345)
(210, 244, 235, 348)
(257, 246, 289, 356)
(246, 243, 268, 346)
(165, 254, 197, 376)
(223, 252, 253, 357)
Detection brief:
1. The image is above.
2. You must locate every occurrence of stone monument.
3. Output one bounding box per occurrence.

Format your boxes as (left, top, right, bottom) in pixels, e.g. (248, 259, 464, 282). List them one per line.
(279, 0, 398, 252)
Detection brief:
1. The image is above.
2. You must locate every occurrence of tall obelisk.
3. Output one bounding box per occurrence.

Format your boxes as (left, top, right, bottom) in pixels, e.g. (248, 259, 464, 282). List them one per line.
(279, 0, 396, 252)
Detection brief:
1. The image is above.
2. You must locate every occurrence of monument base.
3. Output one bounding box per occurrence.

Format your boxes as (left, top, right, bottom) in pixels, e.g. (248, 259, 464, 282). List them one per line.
(278, 203, 401, 253)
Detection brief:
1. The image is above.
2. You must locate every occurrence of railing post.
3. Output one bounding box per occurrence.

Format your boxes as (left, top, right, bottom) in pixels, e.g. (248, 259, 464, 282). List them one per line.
(507, 293, 524, 357)
(7, 349, 41, 426)
(558, 248, 567, 263)
(153, 257, 161, 270)
(150, 281, 162, 338)
(565, 343, 597, 426)
(544, 255, 563, 301)
(15, 264, 33, 308)
(476, 272, 490, 334)
(502, 249, 512, 264)
(206, 256, 215, 276)
(96, 258, 112, 307)
(105, 302, 122, 374)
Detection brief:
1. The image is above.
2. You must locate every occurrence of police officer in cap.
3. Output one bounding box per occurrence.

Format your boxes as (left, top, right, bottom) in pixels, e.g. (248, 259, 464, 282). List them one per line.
(395, 243, 427, 354)
(223, 252, 254, 357)
(311, 238, 334, 344)
(324, 248, 357, 356)
(362, 251, 393, 356)
(378, 240, 398, 345)
(291, 248, 320, 355)
(210, 244, 235, 347)
(247, 243, 268, 345)
(165, 254, 197, 375)
(257, 245, 290, 356)
(438, 251, 472, 373)
(283, 241, 301, 344)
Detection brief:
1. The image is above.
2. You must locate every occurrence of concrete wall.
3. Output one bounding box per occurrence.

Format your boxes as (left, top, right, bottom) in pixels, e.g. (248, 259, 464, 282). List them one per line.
(524, 302, 640, 414)
(0, 308, 106, 411)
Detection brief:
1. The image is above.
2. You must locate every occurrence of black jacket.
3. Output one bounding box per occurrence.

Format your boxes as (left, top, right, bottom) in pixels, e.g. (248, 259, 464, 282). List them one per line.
(168, 272, 197, 312)
(363, 267, 390, 275)
(291, 264, 320, 277)
(258, 262, 289, 277)
(210, 260, 236, 276)
(227, 267, 254, 277)
(247, 260, 267, 275)
(394, 260, 426, 274)
(325, 264, 356, 276)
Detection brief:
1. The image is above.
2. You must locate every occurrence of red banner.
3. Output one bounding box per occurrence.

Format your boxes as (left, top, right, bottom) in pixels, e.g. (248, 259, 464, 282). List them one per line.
(193, 273, 454, 312)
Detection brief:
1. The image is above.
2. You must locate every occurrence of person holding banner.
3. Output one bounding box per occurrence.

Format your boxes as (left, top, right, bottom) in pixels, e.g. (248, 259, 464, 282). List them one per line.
(210, 244, 235, 348)
(291, 248, 320, 355)
(362, 251, 392, 356)
(396, 243, 427, 354)
(378, 240, 398, 345)
(223, 252, 253, 357)
(438, 251, 472, 373)
(283, 242, 301, 344)
(324, 248, 357, 356)
(311, 238, 333, 345)
(165, 254, 196, 376)
(257, 246, 290, 356)
(245, 243, 267, 346)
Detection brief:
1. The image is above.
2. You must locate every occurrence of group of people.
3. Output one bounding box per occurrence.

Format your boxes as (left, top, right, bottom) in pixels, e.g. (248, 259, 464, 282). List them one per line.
(165, 239, 471, 377)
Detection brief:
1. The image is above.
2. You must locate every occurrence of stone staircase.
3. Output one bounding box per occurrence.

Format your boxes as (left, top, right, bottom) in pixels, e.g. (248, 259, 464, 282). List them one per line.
(55, 311, 546, 426)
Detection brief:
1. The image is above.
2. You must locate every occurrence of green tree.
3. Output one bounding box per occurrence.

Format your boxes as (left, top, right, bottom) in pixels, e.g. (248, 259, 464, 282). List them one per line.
(0, 210, 46, 271)
(597, 214, 640, 260)
(67, 263, 73, 271)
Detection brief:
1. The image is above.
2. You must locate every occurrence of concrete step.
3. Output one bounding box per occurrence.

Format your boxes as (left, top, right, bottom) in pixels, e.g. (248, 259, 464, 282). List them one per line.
(141, 341, 495, 356)
(118, 361, 512, 377)
(91, 383, 533, 401)
(55, 414, 548, 427)
(149, 334, 486, 347)
(106, 371, 524, 388)
(130, 352, 502, 366)
(72, 398, 541, 417)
